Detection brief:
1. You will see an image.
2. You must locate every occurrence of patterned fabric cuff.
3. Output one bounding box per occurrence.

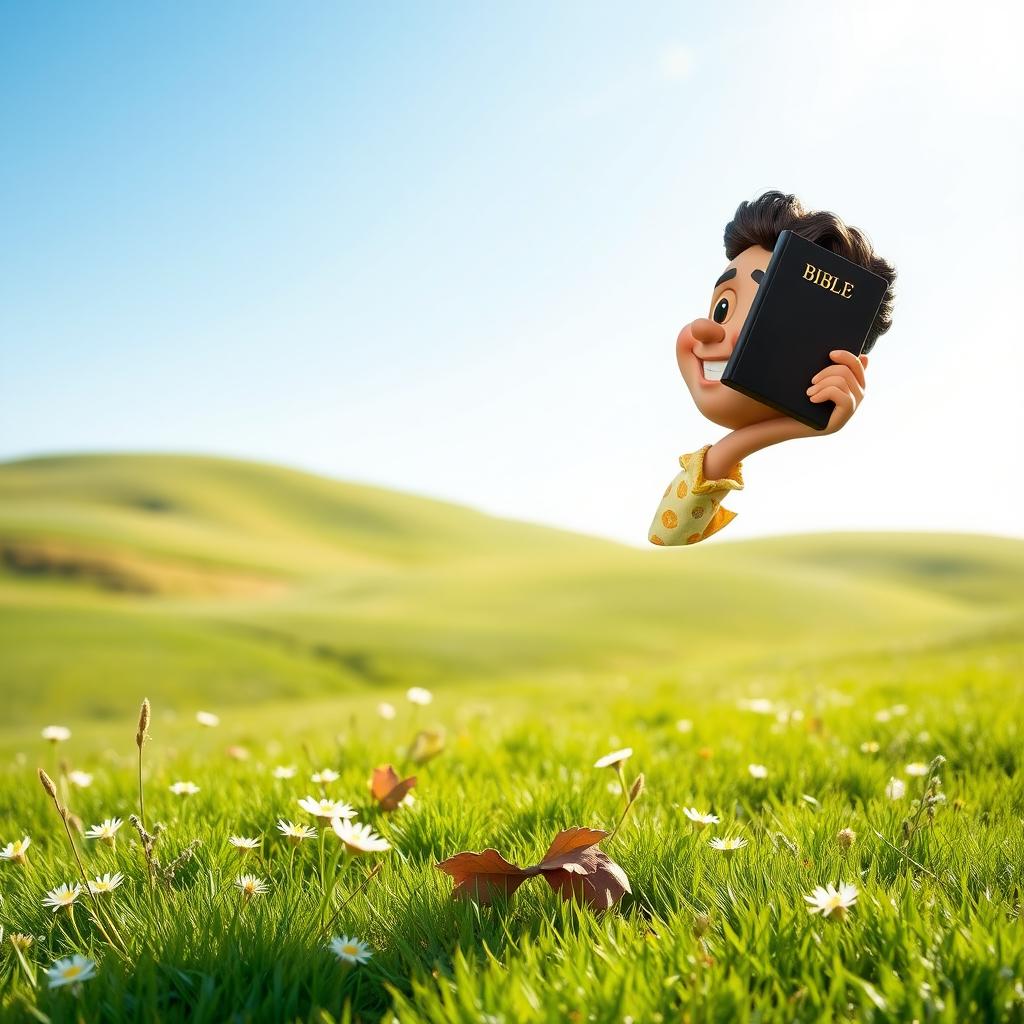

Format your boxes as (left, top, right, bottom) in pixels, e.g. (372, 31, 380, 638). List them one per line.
(685, 443, 744, 494)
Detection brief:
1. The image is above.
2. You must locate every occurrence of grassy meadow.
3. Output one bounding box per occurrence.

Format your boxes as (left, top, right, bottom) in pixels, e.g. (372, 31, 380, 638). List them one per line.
(1, 454, 1022, 1022)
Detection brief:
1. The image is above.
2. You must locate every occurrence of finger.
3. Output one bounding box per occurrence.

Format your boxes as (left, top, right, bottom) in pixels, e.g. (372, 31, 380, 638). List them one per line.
(860, 354, 869, 370)
(809, 385, 856, 412)
(808, 375, 863, 404)
(809, 364, 857, 390)
(828, 349, 868, 389)
(815, 354, 866, 390)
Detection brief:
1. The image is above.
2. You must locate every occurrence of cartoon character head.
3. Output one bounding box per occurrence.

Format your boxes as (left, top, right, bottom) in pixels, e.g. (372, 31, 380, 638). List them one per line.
(676, 191, 896, 429)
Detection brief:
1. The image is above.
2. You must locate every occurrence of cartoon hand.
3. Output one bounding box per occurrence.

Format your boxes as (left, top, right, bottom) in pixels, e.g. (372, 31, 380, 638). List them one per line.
(803, 349, 868, 436)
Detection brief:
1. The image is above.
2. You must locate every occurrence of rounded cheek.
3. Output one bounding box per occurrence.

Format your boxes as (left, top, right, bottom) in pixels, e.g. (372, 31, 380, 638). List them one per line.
(675, 331, 697, 374)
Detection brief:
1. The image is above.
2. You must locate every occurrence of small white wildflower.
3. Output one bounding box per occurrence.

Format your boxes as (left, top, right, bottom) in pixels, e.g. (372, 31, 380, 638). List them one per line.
(88, 871, 124, 894)
(277, 820, 317, 843)
(234, 874, 269, 898)
(298, 796, 356, 820)
(196, 711, 220, 728)
(905, 762, 929, 777)
(860, 741, 880, 754)
(272, 765, 297, 779)
(329, 935, 373, 964)
(378, 702, 397, 720)
(675, 718, 693, 733)
(885, 777, 906, 800)
(41, 725, 71, 743)
(0, 837, 31, 864)
(311, 769, 339, 784)
(67, 770, 93, 788)
(406, 687, 433, 706)
(169, 781, 200, 795)
(46, 954, 97, 989)
(85, 818, 123, 844)
(594, 747, 632, 769)
(748, 763, 768, 779)
(683, 807, 720, 830)
(805, 882, 858, 920)
(42, 883, 82, 912)
(709, 836, 748, 858)
(332, 818, 391, 854)
(229, 835, 261, 853)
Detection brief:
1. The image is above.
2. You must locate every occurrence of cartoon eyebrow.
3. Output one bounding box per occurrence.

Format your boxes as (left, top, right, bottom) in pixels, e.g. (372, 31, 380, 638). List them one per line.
(751, 269, 764, 284)
(714, 268, 737, 288)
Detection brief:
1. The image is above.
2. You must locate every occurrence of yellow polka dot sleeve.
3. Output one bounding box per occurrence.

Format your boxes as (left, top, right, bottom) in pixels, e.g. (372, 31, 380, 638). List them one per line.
(648, 443, 744, 547)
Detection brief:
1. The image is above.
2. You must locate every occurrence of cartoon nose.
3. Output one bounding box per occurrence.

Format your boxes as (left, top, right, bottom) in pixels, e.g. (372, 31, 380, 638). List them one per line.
(690, 318, 727, 345)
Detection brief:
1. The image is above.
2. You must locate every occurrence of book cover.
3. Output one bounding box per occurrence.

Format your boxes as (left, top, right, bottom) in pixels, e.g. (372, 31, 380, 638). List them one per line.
(721, 229, 889, 430)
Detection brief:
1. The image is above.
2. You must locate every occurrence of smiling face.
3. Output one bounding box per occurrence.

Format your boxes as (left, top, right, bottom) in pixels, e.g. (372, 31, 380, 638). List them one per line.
(676, 244, 785, 429)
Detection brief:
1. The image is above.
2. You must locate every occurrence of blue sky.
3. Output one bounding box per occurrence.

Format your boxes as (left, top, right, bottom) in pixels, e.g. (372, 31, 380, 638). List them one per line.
(3, 2, 1022, 544)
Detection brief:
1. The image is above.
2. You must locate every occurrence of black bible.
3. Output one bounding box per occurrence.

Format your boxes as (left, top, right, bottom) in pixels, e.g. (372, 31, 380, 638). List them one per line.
(722, 229, 889, 430)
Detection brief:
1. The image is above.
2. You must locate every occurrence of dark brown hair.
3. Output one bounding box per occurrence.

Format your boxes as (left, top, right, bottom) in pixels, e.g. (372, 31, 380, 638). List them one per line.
(724, 191, 896, 352)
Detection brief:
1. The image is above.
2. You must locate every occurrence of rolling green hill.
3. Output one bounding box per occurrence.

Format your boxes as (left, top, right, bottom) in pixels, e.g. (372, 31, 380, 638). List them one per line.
(2, 453, 1022, 726)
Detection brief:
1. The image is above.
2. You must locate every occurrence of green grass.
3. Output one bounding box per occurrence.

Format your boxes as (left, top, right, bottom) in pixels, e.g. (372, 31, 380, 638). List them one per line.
(1, 453, 1022, 1021)
(1, 633, 1022, 1023)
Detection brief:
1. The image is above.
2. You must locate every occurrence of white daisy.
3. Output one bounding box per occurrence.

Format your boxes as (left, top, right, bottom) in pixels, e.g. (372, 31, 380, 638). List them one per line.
(85, 818, 123, 844)
(406, 687, 433, 706)
(67, 770, 93, 788)
(905, 762, 929, 777)
(196, 711, 220, 728)
(169, 781, 200, 795)
(709, 836, 748, 858)
(43, 883, 82, 913)
(311, 768, 340, 784)
(682, 807, 720, 830)
(805, 882, 858, 920)
(1, 836, 31, 864)
(229, 835, 261, 853)
(88, 871, 124, 894)
(329, 935, 373, 964)
(46, 954, 97, 989)
(277, 820, 317, 843)
(885, 777, 906, 800)
(272, 765, 297, 779)
(332, 818, 390, 854)
(859, 741, 880, 754)
(41, 725, 71, 743)
(234, 874, 269, 898)
(676, 719, 693, 733)
(298, 796, 356, 820)
(594, 747, 632, 769)
(748, 764, 768, 779)
(377, 702, 397, 720)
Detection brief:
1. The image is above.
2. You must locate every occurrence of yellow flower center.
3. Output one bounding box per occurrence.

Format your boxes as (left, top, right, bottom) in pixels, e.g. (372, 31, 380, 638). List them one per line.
(63, 965, 82, 979)
(343, 945, 359, 956)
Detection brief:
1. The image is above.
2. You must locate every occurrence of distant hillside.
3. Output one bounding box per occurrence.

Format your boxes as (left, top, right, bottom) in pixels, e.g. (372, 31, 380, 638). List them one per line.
(2, 453, 1022, 724)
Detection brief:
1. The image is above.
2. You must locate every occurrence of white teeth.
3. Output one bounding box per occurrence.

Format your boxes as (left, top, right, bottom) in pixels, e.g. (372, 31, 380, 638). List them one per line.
(702, 360, 727, 381)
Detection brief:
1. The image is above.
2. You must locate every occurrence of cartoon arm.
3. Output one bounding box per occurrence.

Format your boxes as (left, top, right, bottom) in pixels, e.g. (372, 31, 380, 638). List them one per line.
(701, 350, 869, 480)
(648, 444, 744, 546)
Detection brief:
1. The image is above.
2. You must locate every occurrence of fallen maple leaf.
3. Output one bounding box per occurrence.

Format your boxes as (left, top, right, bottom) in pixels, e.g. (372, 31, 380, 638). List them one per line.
(435, 849, 535, 904)
(370, 764, 416, 811)
(537, 827, 631, 910)
(436, 827, 631, 911)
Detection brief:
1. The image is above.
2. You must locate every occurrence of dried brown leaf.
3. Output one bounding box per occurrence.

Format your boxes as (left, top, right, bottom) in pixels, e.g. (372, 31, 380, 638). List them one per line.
(537, 827, 631, 910)
(371, 764, 416, 811)
(435, 849, 536, 904)
(436, 826, 631, 911)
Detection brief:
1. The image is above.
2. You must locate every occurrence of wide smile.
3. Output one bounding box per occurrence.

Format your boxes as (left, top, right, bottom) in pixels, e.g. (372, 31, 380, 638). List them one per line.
(699, 358, 728, 383)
